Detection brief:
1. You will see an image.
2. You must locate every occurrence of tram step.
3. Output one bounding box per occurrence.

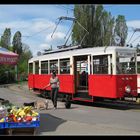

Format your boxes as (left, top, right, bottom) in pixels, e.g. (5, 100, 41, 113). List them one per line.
(77, 86, 87, 90)
(74, 92, 92, 99)
(72, 97, 93, 102)
(77, 90, 88, 93)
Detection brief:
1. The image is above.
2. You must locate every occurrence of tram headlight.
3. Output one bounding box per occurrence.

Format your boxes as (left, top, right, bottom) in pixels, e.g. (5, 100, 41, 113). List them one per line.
(125, 85, 131, 93)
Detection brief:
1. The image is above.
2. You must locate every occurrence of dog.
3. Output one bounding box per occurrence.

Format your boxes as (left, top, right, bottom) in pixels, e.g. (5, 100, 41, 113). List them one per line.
(23, 100, 49, 110)
(34, 100, 49, 110)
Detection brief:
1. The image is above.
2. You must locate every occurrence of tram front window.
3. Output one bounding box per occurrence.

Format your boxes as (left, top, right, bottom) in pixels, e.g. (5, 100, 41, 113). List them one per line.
(116, 52, 136, 74)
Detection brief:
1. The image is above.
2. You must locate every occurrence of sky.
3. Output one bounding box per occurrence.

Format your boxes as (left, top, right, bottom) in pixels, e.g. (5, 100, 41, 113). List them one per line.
(0, 4, 140, 56)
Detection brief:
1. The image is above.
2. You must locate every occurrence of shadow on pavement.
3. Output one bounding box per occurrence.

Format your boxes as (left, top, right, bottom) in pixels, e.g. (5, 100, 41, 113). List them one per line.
(49, 106, 79, 110)
(71, 100, 140, 111)
(36, 113, 66, 135)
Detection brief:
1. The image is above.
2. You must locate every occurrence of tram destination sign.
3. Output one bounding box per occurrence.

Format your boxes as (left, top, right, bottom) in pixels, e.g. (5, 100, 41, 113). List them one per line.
(117, 52, 135, 58)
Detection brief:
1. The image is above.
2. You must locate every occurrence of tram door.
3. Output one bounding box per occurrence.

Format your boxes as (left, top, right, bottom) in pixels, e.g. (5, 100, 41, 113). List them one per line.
(74, 55, 90, 98)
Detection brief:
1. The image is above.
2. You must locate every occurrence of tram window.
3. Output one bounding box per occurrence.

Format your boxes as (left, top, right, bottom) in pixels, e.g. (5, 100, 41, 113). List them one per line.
(116, 53, 136, 74)
(60, 58, 70, 74)
(41, 61, 48, 74)
(29, 63, 33, 74)
(93, 55, 108, 74)
(35, 61, 39, 74)
(50, 60, 58, 74)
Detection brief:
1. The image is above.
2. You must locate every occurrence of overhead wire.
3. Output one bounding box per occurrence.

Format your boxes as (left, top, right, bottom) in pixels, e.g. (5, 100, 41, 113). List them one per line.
(131, 35, 140, 44)
(64, 22, 74, 39)
(22, 24, 56, 42)
(55, 5, 74, 11)
(51, 19, 63, 38)
(22, 5, 74, 44)
(59, 5, 74, 11)
(64, 22, 75, 45)
(126, 31, 136, 44)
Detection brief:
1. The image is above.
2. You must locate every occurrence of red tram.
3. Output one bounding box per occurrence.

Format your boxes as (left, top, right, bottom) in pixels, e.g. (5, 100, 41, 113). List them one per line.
(28, 45, 138, 108)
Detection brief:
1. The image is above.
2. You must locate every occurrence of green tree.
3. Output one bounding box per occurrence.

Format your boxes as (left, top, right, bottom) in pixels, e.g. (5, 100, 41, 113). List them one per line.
(113, 15, 128, 46)
(0, 28, 11, 49)
(72, 5, 115, 47)
(18, 43, 32, 79)
(72, 4, 97, 46)
(72, 5, 127, 47)
(100, 11, 115, 46)
(72, 5, 86, 45)
(12, 31, 22, 55)
(0, 30, 32, 84)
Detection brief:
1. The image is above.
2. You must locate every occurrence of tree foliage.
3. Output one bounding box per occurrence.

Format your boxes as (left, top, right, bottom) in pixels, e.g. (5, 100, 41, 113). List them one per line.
(12, 31, 22, 55)
(0, 28, 11, 49)
(113, 15, 128, 46)
(18, 43, 32, 76)
(72, 5, 127, 47)
(0, 29, 32, 84)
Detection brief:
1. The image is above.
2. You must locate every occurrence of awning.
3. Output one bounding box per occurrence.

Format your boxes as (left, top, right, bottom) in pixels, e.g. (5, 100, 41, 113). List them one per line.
(0, 47, 18, 65)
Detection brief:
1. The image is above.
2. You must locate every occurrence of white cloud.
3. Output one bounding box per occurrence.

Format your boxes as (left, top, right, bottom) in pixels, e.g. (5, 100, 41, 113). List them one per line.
(0, 18, 57, 44)
(30, 18, 55, 32)
(46, 32, 65, 43)
(0, 18, 55, 34)
(126, 20, 140, 46)
(0, 21, 30, 30)
(0, 5, 73, 22)
(0, 5, 74, 56)
(39, 43, 51, 50)
(127, 20, 140, 29)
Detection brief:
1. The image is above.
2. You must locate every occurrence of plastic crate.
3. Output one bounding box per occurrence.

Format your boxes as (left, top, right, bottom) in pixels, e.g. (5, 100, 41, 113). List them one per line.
(5, 120, 40, 128)
(0, 122, 5, 129)
(5, 116, 40, 128)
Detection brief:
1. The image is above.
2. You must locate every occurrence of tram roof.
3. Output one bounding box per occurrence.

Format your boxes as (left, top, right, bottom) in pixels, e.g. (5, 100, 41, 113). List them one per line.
(29, 46, 136, 62)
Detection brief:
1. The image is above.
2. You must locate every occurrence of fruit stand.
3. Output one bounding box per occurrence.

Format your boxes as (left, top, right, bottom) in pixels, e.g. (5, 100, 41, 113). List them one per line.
(0, 101, 40, 135)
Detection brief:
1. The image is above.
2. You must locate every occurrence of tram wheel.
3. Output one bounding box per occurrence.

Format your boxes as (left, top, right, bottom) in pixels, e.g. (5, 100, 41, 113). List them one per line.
(120, 97, 125, 101)
(65, 101, 71, 109)
(65, 95, 71, 109)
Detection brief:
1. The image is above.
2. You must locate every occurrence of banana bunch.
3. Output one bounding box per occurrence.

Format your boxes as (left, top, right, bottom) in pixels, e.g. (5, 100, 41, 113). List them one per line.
(23, 106, 39, 117)
(32, 110, 39, 117)
(10, 106, 18, 115)
(0, 118, 5, 122)
(15, 106, 32, 117)
(23, 106, 32, 114)
(16, 108, 25, 117)
(7, 106, 39, 122)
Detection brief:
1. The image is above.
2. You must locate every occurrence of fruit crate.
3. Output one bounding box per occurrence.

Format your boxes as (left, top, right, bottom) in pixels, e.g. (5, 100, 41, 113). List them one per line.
(5, 116, 40, 128)
(5, 120, 40, 128)
(0, 122, 5, 129)
(5, 121, 40, 128)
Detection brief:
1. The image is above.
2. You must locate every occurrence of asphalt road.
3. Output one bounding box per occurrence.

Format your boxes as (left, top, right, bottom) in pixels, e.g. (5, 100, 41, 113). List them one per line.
(1, 83, 140, 135)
